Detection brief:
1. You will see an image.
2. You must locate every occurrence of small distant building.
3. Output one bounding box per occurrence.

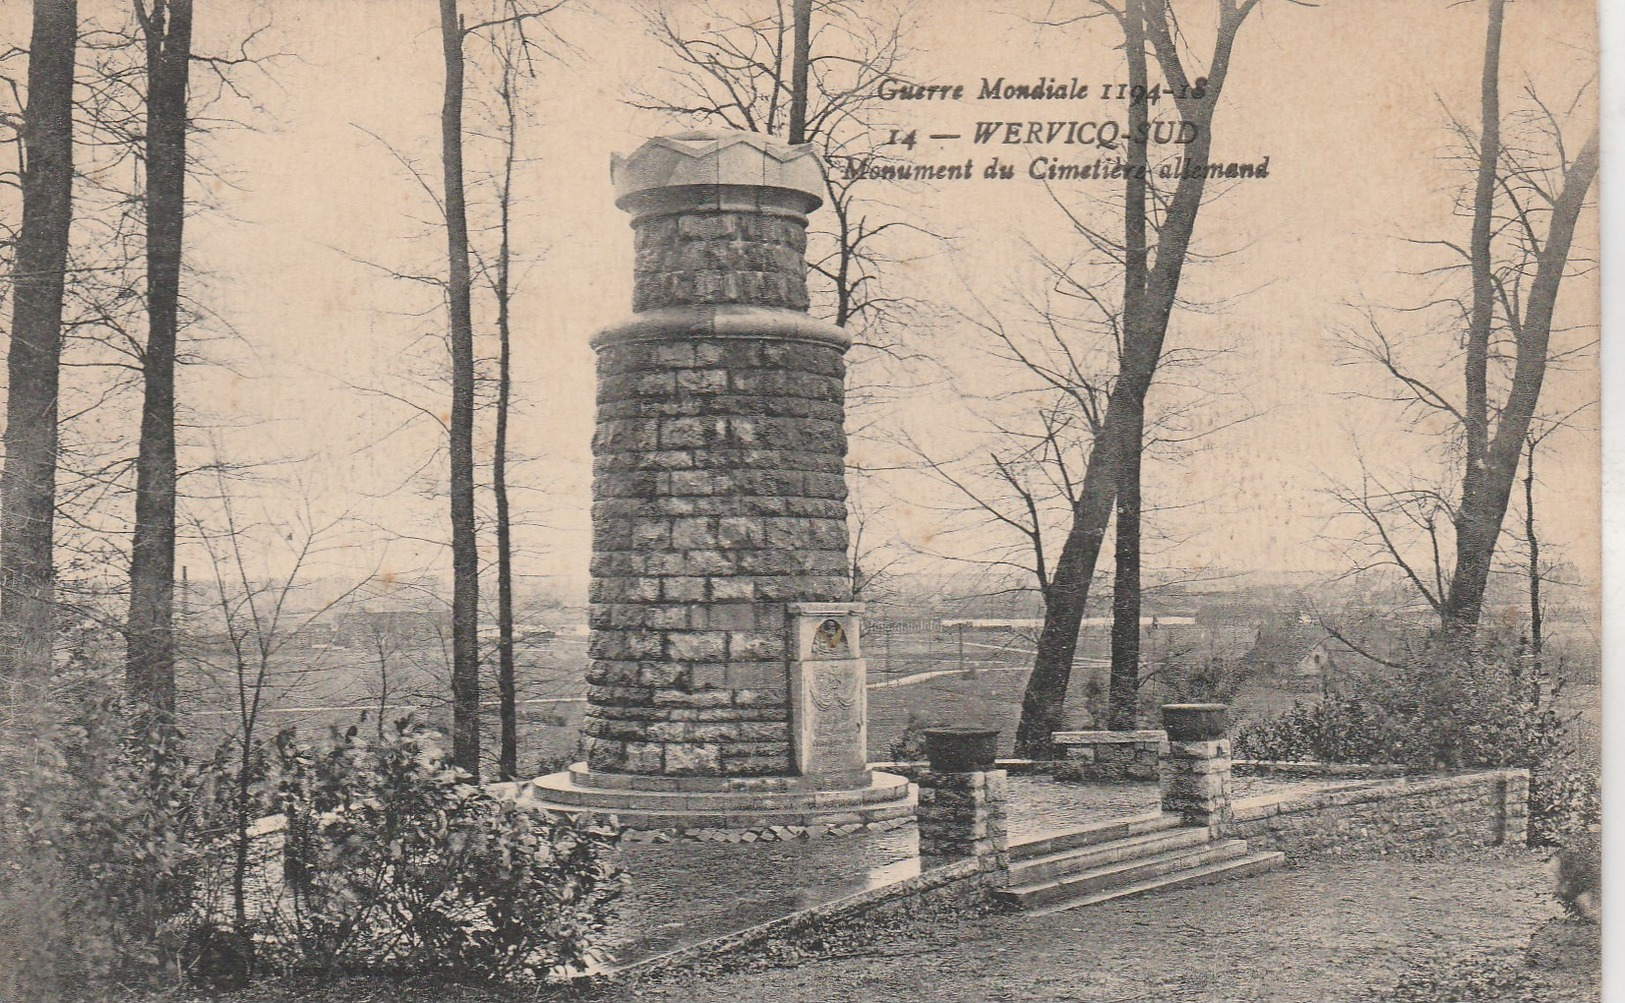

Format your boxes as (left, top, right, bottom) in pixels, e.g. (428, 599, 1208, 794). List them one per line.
(1294, 639, 1336, 678)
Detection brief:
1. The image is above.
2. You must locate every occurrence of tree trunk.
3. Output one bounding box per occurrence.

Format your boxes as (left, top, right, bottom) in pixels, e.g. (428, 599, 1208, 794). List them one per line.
(1442, 0, 1501, 638)
(1442, 130, 1598, 630)
(1440, 0, 1597, 633)
(440, 0, 480, 778)
(0, 0, 77, 695)
(788, 0, 810, 145)
(1015, 0, 1251, 756)
(127, 0, 192, 726)
(1107, 0, 1150, 733)
(494, 67, 518, 782)
(1107, 411, 1144, 730)
(1523, 437, 1540, 657)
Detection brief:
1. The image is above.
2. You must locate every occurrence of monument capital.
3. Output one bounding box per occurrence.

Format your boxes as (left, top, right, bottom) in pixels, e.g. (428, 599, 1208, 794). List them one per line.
(611, 129, 825, 218)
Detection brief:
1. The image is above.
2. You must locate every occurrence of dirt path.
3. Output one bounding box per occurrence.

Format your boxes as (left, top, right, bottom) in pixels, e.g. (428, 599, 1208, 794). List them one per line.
(610, 849, 1562, 1003)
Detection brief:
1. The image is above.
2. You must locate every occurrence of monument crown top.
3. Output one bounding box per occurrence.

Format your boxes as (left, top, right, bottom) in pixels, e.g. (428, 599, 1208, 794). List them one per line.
(611, 129, 825, 211)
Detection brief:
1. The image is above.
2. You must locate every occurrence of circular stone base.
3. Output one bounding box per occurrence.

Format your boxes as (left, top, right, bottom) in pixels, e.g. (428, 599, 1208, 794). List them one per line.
(513, 763, 916, 840)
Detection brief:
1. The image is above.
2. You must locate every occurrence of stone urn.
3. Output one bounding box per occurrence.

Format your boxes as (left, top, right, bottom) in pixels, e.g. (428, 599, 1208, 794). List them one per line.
(923, 727, 1000, 772)
(1161, 704, 1228, 742)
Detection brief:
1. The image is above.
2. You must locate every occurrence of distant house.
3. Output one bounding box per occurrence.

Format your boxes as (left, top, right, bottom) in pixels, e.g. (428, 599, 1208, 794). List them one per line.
(1294, 639, 1336, 678)
(1241, 621, 1324, 675)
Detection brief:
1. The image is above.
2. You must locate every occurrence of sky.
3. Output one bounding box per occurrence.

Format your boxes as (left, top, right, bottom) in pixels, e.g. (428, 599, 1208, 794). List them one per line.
(0, 0, 1605, 608)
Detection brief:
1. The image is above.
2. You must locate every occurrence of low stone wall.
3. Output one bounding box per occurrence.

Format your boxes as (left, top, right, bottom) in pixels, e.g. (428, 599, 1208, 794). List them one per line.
(1052, 730, 1166, 781)
(1233, 760, 1415, 779)
(1229, 768, 1528, 860)
(616, 812, 912, 844)
(869, 758, 1067, 780)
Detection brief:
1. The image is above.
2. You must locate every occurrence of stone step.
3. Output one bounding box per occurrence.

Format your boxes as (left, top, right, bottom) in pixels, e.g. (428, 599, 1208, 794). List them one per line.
(537, 780, 892, 812)
(1009, 811, 1183, 862)
(998, 839, 1250, 909)
(1021, 850, 1287, 917)
(1008, 826, 1214, 886)
(524, 793, 919, 831)
(566, 762, 865, 794)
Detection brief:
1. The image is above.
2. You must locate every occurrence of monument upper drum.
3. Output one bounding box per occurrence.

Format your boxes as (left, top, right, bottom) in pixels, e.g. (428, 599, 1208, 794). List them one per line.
(524, 130, 914, 840)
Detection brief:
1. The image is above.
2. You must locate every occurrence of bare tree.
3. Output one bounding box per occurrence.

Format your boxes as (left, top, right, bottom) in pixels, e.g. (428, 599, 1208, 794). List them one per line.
(1336, 0, 1598, 639)
(1013, 0, 1270, 754)
(1108, 0, 1151, 732)
(437, 0, 567, 779)
(187, 471, 375, 937)
(438, 0, 481, 777)
(124, 0, 192, 728)
(1442, 0, 1597, 634)
(0, 0, 78, 694)
(898, 242, 1247, 694)
(489, 57, 520, 781)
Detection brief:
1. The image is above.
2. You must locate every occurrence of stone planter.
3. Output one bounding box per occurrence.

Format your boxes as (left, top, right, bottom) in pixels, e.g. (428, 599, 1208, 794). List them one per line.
(923, 727, 1000, 773)
(1161, 703, 1228, 742)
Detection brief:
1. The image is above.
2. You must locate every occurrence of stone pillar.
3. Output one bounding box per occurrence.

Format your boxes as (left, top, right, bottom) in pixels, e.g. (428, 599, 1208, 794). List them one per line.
(1160, 704, 1233, 830)
(917, 729, 1009, 882)
(584, 131, 855, 780)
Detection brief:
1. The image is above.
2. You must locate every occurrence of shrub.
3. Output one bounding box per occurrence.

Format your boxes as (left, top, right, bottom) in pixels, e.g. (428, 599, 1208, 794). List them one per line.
(267, 717, 623, 981)
(886, 713, 929, 762)
(0, 667, 237, 997)
(1530, 761, 1600, 849)
(1146, 652, 1254, 709)
(1553, 827, 1600, 922)
(1, 669, 622, 997)
(1232, 627, 1596, 845)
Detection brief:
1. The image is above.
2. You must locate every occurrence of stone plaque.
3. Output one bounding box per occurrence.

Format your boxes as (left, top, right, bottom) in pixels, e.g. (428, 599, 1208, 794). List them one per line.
(789, 604, 868, 785)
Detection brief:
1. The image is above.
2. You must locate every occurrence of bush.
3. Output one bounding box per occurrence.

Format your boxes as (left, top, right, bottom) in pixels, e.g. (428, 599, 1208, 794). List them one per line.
(267, 717, 623, 981)
(0, 667, 239, 997)
(1, 666, 622, 997)
(1553, 827, 1600, 922)
(1530, 762, 1600, 849)
(1232, 627, 1596, 846)
(885, 713, 929, 762)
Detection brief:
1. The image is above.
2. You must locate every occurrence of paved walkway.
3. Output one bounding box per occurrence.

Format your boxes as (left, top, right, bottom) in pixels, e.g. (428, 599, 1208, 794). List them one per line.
(604, 775, 1321, 966)
(605, 825, 920, 967)
(612, 849, 1565, 1003)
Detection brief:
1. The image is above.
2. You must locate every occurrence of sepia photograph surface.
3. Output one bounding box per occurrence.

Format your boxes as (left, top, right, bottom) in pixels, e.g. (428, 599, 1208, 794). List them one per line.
(0, 1, 1607, 1000)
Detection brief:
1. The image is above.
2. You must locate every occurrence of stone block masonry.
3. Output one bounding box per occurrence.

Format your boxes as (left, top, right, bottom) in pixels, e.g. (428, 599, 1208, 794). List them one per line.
(1229, 769, 1530, 860)
(633, 211, 811, 313)
(917, 769, 1010, 883)
(1159, 705, 1233, 829)
(582, 131, 857, 780)
(1052, 729, 1166, 781)
(529, 130, 912, 834)
(586, 334, 851, 777)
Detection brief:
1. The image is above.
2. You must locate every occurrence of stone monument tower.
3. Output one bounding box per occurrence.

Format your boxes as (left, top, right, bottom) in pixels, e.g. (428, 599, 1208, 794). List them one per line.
(525, 131, 913, 839)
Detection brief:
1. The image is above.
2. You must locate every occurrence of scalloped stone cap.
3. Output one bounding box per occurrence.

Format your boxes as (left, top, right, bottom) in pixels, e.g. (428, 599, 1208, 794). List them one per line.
(611, 129, 824, 210)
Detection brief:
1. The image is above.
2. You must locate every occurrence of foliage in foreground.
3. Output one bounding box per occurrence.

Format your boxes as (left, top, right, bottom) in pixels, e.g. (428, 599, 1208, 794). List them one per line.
(0, 667, 621, 1000)
(1231, 628, 1599, 847)
(1552, 827, 1599, 923)
(0, 664, 241, 998)
(264, 720, 622, 981)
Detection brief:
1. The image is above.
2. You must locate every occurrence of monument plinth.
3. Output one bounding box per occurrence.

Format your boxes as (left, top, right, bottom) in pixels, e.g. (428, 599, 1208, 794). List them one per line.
(523, 131, 913, 840)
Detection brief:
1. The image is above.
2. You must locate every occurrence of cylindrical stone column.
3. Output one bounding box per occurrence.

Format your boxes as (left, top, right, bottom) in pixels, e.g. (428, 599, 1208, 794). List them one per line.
(1160, 703, 1233, 830)
(584, 131, 853, 779)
